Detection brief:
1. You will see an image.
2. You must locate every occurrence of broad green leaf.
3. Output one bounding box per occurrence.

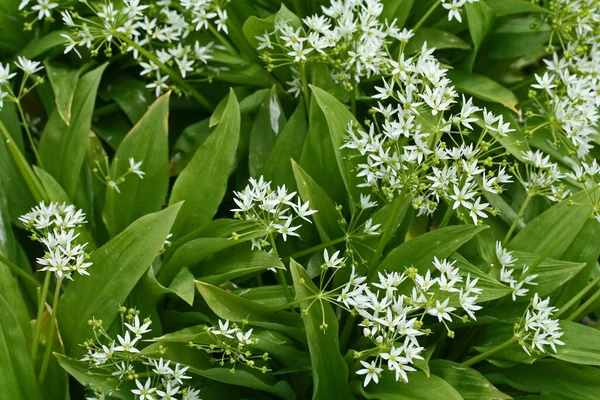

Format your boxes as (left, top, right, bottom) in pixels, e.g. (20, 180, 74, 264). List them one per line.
(171, 118, 212, 174)
(55, 354, 127, 399)
(142, 342, 295, 399)
(0, 296, 41, 399)
(485, 0, 548, 16)
(377, 225, 488, 275)
(198, 247, 283, 285)
(497, 360, 600, 400)
(509, 189, 596, 259)
(249, 86, 286, 177)
(235, 285, 290, 309)
(488, 17, 551, 60)
(430, 360, 511, 400)
(452, 254, 511, 302)
(18, 30, 69, 59)
(292, 160, 344, 241)
(289, 259, 353, 399)
(299, 96, 348, 208)
(359, 371, 462, 400)
(552, 321, 600, 366)
(39, 63, 107, 197)
(262, 102, 308, 187)
(210, 88, 269, 127)
(44, 61, 81, 126)
(380, 0, 414, 29)
(0, 103, 36, 219)
(168, 267, 196, 306)
(242, 14, 275, 49)
(405, 27, 471, 55)
(195, 281, 305, 341)
(59, 203, 181, 354)
(447, 70, 518, 111)
(465, 0, 495, 70)
(103, 92, 170, 237)
(0, 251, 31, 342)
(169, 89, 240, 239)
(311, 85, 364, 206)
(105, 77, 153, 124)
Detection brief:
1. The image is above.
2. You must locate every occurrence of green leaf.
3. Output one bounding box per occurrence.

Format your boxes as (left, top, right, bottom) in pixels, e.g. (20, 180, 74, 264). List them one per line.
(552, 321, 600, 366)
(18, 30, 69, 59)
(198, 248, 283, 285)
(0, 295, 41, 399)
(171, 118, 212, 175)
(465, 0, 495, 70)
(39, 63, 107, 198)
(168, 267, 196, 306)
(359, 371, 462, 400)
(195, 281, 305, 342)
(44, 61, 82, 126)
(377, 225, 488, 275)
(405, 28, 471, 55)
(496, 360, 600, 400)
(447, 70, 518, 111)
(169, 89, 240, 239)
(249, 86, 286, 177)
(242, 14, 275, 50)
(430, 360, 511, 399)
(292, 160, 344, 241)
(262, 102, 308, 187)
(142, 342, 295, 399)
(380, 0, 414, 29)
(310, 85, 364, 206)
(103, 92, 170, 237)
(58, 203, 181, 355)
(289, 259, 353, 399)
(488, 17, 551, 60)
(55, 354, 127, 399)
(485, 0, 548, 16)
(452, 254, 511, 302)
(509, 189, 596, 259)
(105, 77, 153, 124)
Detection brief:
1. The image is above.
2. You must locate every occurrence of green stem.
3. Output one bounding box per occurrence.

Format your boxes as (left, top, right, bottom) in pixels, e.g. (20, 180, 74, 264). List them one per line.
(15, 101, 45, 169)
(208, 23, 237, 55)
(38, 278, 63, 383)
(300, 64, 310, 112)
(413, 0, 441, 32)
(462, 336, 518, 367)
(285, 236, 347, 261)
(0, 253, 42, 290)
(521, 215, 589, 280)
(556, 275, 600, 319)
(31, 272, 51, 362)
(438, 205, 453, 229)
(367, 196, 405, 281)
(503, 194, 532, 245)
(351, 85, 357, 116)
(275, 295, 319, 312)
(115, 33, 213, 110)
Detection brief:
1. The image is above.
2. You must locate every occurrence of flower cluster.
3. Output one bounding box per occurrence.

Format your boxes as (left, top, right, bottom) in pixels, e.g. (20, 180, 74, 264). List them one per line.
(343, 43, 513, 224)
(19, 202, 92, 280)
(516, 294, 564, 357)
(565, 159, 600, 222)
(524, 0, 600, 157)
(189, 319, 269, 374)
(232, 176, 317, 250)
(81, 307, 200, 400)
(510, 150, 569, 202)
(495, 242, 538, 301)
(258, 0, 410, 94)
(56, 0, 229, 97)
(334, 257, 482, 386)
(92, 156, 145, 193)
(0, 56, 44, 111)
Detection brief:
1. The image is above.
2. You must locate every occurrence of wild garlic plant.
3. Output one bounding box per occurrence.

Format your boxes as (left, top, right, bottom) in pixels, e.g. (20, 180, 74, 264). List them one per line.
(495, 242, 538, 301)
(298, 251, 483, 386)
(51, 0, 229, 104)
(231, 176, 318, 253)
(516, 293, 565, 357)
(257, 0, 410, 96)
(523, 0, 600, 158)
(82, 307, 200, 400)
(92, 155, 145, 193)
(188, 319, 270, 374)
(343, 43, 514, 226)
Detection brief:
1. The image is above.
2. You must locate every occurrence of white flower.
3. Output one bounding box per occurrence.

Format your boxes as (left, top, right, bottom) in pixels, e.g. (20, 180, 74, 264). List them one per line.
(356, 360, 383, 387)
(0, 63, 16, 84)
(124, 315, 152, 338)
(15, 56, 42, 75)
(323, 249, 344, 269)
(31, 0, 58, 20)
(115, 331, 140, 353)
(131, 378, 156, 400)
(427, 298, 456, 322)
(128, 158, 145, 179)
